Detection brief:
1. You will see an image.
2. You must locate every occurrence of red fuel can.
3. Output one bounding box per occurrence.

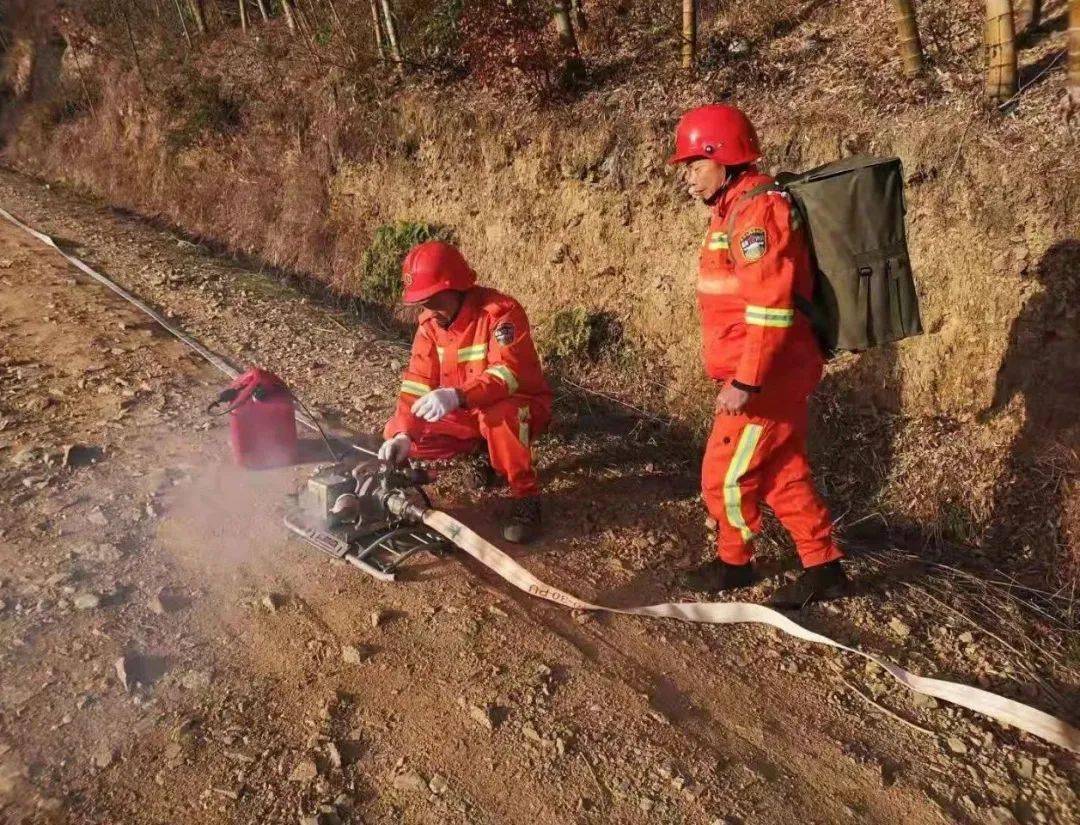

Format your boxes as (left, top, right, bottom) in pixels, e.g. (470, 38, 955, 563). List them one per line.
(210, 368, 298, 470)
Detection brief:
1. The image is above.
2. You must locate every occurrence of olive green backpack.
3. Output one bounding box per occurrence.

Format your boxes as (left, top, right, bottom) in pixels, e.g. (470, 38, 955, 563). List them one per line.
(733, 155, 923, 355)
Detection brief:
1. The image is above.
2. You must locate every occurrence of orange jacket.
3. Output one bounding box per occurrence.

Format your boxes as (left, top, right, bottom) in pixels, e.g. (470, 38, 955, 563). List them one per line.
(385, 287, 553, 440)
(697, 167, 822, 393)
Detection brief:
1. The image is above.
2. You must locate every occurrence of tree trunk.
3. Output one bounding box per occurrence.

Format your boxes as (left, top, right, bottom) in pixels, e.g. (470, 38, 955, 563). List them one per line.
(279, 0, 297, 33)
(379, 0, 404, 66)
(369, 0, 386, 60)
(187, 0, 207, 33)
(255, 0, 270, 22)
(681, 0, 696, 71)
(1015, 0, 1042, 34)
(1069, 0, 1080, 102)
(985, 0, 1018, 102)
(553, 0, 579, 54)
(890, 0, 924, 77)
(238, 0, 248, 31)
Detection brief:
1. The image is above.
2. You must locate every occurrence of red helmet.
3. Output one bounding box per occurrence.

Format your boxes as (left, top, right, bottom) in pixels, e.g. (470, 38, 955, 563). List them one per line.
(668, 104, 761, 166)
(400, 240, 476, 305)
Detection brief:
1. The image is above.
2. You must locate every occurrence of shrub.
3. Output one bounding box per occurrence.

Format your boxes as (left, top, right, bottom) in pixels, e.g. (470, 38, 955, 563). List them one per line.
(359, 221, 453, 308)
(542, 307, 624, 361)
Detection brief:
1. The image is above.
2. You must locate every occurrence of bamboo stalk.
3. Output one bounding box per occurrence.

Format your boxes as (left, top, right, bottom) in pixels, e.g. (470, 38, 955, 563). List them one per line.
(380, 0, 403, 67)
(891, 0, 924, 77)
(985, 0, 1018, 102)
(682, 0, 699, 71)
(369, 0, 386, 60)
(238, 0, 248, 31)
(255, 0, 269, 22)
(279, 0, 298, 33)
(553, 0, 579, 54)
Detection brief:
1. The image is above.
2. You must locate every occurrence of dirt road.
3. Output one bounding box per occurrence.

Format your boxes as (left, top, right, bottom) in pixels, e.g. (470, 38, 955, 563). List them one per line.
(0, 171, 1076, 825)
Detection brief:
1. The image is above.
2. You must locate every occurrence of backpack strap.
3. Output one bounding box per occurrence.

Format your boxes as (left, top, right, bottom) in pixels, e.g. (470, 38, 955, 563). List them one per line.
(725, 181, 814, 321)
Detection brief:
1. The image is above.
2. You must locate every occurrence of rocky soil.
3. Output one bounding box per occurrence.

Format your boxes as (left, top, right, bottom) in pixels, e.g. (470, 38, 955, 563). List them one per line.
(0, 170, 1076, 824)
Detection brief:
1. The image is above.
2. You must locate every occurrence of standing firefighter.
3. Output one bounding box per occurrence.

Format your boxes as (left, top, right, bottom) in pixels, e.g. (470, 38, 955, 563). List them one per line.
(379, 241, 553, 543)
(669, 104, 847, 607)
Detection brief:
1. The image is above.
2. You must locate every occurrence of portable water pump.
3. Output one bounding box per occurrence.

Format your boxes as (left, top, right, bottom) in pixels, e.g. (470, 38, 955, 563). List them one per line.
(283, 457, 453, 581)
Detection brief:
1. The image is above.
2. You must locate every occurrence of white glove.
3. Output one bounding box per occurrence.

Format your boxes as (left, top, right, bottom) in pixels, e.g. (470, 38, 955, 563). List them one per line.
(377, 433, 412, 465)
(411, 387, 461, 423)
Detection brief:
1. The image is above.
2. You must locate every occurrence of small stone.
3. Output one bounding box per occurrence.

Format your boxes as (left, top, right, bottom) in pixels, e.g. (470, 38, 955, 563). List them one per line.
(325, 742, 343, 769)
(392, 770, 428, 793)
(74, 593, 101, 611)
(262, 593, 284, 612)
(958, 631, 974, 644)
(87, 508, 109, 527)
(469, 703, 495, 731)
(370, 610, 385, 628)
(888, 618, 911, 638)
(1015, 757, 1034, 780)
(946, 737, 968, 755)
(910, 692, 939, 710)
(94, 744, 116, 769)
(341, 645, 366, 665)
(288, 759, 319, 783)
(429, 773, 449, 795)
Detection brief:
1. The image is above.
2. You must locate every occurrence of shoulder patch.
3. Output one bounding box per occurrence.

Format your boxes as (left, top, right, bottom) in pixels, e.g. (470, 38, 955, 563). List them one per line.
(738, 227, 768, 263)
(493, 322, 516, 346)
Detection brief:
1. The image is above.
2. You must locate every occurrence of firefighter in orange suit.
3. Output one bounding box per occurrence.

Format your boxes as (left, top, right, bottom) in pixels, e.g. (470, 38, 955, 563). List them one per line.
(379, 240, 552, 543)
(669, 104, 847, 607)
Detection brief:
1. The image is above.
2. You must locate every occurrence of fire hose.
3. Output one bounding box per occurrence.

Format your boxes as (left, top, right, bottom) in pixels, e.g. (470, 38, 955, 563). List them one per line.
(3, 204, 1078, 753)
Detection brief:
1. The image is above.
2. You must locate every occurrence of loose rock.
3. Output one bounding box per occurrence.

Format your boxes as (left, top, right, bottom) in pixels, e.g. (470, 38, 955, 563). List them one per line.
(73, 593, 101, 610)
(341, 645, 367, 665)
(288, 759, 319, 783)
(393, 770, 428, 793)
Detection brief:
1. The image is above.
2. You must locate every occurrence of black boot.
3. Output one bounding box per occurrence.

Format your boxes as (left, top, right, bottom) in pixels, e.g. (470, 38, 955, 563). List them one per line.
(678, 559, 758, 593)
(770, 560, 848, 608)
(463, 452, 501, 492)
(502, 496, 541, 544)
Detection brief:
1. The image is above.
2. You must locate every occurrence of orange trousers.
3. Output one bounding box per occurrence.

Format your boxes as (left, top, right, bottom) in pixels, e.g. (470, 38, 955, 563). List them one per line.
(701, 388, 841, 569)
(408, 396, 549, 498)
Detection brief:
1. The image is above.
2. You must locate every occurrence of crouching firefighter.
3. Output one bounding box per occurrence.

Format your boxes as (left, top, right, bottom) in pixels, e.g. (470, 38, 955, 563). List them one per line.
(379, 240, 553, 544)
(669, 104, 847, 607)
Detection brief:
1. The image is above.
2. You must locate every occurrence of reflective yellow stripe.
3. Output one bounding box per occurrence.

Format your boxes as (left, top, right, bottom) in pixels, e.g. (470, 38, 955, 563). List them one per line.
(723, 424, 763, 540)
(458, 343, 488, 363)
(696, 275, 739, 295)
(518, 406, 530, 447)
(707, 232, 729, 251)
(437, 344, 488, 363)
(485, 364, 519, 393)
(400, 380, 432, 397)
(745, 305, 795, 328)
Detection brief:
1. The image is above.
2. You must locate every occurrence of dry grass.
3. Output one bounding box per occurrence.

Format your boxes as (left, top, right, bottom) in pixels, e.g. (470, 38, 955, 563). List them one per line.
(1, 0, 1078, 592)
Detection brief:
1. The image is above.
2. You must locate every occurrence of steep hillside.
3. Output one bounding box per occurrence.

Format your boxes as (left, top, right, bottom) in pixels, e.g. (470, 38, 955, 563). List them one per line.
(1, 0, 1077, 589)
